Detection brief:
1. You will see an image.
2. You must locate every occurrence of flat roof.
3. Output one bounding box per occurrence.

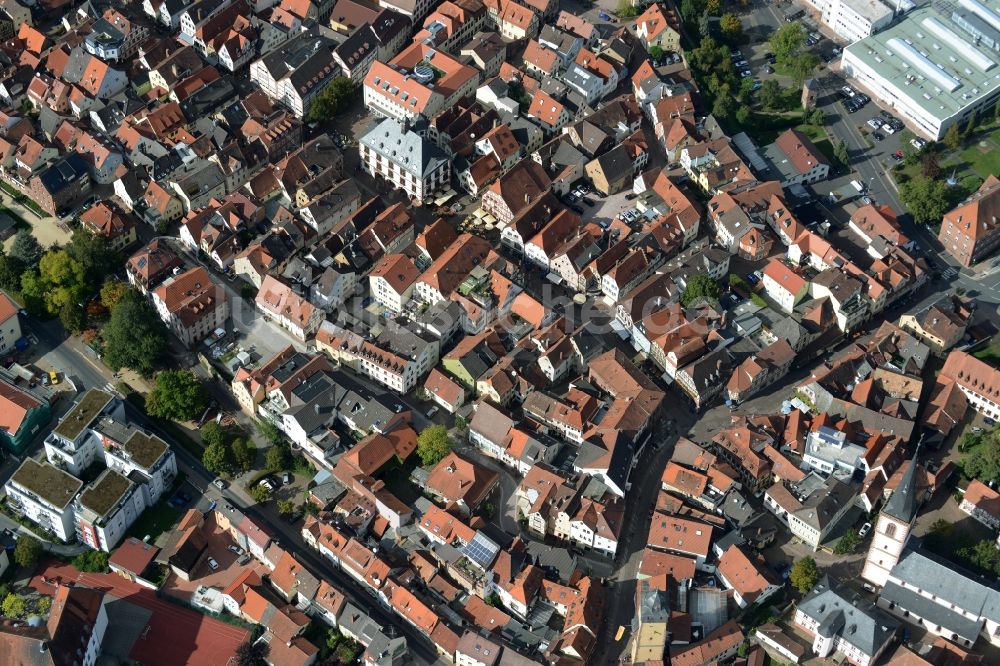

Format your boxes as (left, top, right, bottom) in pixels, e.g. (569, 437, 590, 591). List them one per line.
(841, 0, 892, 21)
(121, 431, 168, 469)
(54, 389, 113, 441)
(844, 3, 1000, 123)
(78, 469, 132, 518)
(10, 458, 82, 510)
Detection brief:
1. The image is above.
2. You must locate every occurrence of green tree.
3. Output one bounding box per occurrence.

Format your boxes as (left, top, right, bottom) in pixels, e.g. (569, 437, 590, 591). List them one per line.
(921, 151, 941, 179)
(13, 535, 42, 568)
(729, 274, 749, 290)
(943, 123, 962, 151)
(958, 539, 1000, 575)
(758, 80, 782, 110)
(235, 640, 269, 666)
(0, 251, 25, 294)
(201, 421, 227, 450)
(720, 13, 742, 42)
(789, 556, 820, 594)
(9, 230, 43, 268)
(680, 0, 703, 24)
(38, 249, 87, 318)
(786, 52, 819, 86)
(231, 438, 255, 473)
(712, 90, 737, 121)
(964, 431, 1000, 483)
(19, 270, 46, 316)
(417, 425, 452, 466)
(100, 280, 129, 310)
(833, 140, 850, 167)
(265, 445, 288, 473)
(306, 77, 356, 123)
(680, 274, 721, 307)
(964, 108, 978, 140)
(616, 0, 639, 17)
(257, 419, 284, 445)
(735, 105, 751, 125)
(834, 530, 861, 555)
(706, 0, 721, 13)
(454, 415, 468, 432)
(899, 175, 952, 225)
(103, 288, 168, 376)
(649, 46, 665, 61)
(72, 550, 109, 572)
(2, 593, 26, 619)
(202, 440, 229, 475)
(68, 231, 119, 287)
(336, 642, 361, 664)
(145, 370, 209, 421)
(36, 596, 51, 614)
(277, 499, 296, 515)
(770, 23, 806, 62)
(806, 107, 825, 126)
(698, 10, 711, 37)
(738, 76, 756, 103)
(59, 300, 85, 333)
(249, 484, 271, 504)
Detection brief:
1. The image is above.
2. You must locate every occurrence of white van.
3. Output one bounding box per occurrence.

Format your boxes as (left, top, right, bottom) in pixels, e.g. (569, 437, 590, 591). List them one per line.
(851, 179, 866, 193)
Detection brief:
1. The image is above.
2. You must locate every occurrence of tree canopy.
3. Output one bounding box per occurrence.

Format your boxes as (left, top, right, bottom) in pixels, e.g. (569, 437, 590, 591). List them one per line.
(102, 288, 168, 376)
(963, 426, 1000, 483)
(145, 370, 209, 422)
(680, 274, 722, 307)
(235, 641, 269, 666)
(265, 445, 288, 473)
(769, 23, 818, 84)
(720, 13, 742, 42)
(306, 77, 356, 123)
(9, 230, 43, 268)
(417, 425, 452, 467)
(790, 556, 820, 594)
(13, 535, 42, 568)
(899, 175, 953, 225)
(202, 440, 228, 475)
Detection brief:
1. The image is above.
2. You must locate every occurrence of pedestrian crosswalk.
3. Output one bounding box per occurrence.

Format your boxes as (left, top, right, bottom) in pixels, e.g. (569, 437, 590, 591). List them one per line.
(940, 267, 958, 280)
(102, 382, 122, 397)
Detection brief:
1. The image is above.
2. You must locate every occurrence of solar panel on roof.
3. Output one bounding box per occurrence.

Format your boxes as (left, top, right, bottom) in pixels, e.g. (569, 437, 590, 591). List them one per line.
(463, 531, 500, 568)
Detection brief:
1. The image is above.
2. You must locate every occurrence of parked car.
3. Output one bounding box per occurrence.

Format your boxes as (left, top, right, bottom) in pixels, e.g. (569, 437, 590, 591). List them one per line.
(227, 545, 243, 555)
(581, 197, 596, 207)
(881, 123, 896, 134)
(207, 558, 219, 570)
(859, 522, 872, 538)
(842, 86, 855, 97)
(426, 406, 439, 419)
(260, 478, 275, 492)
(49, 370, 59, 385)
(872, 132, 884, 142)
(910, 138, 926, 150)
(569, 205, 584, 214)
(213, 478, 227, 490)
(745, 273, 760, 285)
(867, 118, 881, 129)
(282, 472, 292, 485)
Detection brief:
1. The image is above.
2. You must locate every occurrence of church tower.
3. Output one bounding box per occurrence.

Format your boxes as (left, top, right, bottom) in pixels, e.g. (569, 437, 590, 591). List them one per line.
(861, 449, 920, 587)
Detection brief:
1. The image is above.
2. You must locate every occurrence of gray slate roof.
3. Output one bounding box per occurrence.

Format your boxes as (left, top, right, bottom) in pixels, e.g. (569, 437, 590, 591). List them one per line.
(798, 576, 897, 657)
(360, 118, 449, 179)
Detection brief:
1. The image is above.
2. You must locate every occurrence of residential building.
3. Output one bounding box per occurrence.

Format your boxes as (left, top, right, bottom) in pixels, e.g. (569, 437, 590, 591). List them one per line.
(5, 458, 83, 541)
(369, 253, 420, 312)
(716, 544, 781, 608)
(762, 259, 809, 313)
(898, 296, 974, 353)
(152, 266, 230, 347)
(256, 275, 324, 341)
(75, 469, 146, 552)
(940, 350, 1000, 421)
(0, 586, 108, 666)
(959, 480, 1000, 530)
(364, 43, 480, 122)
(938, 175, 1000, 267)
(0, 290, 21, 354)
(0, 372, 51, 455)
(248, 28, 341, 118)
(764, 129, 830, 186)
(766, 473, 856, 550)
(633, 3, 680, 52)
(424, 451, 499, 515)
(794, 576, 898, 666)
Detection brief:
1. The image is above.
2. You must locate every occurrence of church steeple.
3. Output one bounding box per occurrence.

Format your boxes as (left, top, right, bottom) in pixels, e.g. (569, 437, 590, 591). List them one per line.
(861, 441, 921, 588)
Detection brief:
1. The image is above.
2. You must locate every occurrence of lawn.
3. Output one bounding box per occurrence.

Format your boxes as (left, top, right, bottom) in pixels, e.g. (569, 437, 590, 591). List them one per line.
(973, 339, 1000, 365)
(744, 111, 806, 144)
(959, 136, 1000, 181)
(127, 500, 183, 543)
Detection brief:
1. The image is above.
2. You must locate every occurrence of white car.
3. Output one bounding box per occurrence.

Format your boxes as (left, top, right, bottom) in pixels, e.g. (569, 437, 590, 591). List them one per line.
(841, 86, 855, 97)
(207, 557, 219, 570)
(426, 406, 439, 419)
(866, 118, 881, 129)
(859, 522, 872, 538)
(881, 123, 896, 135)
(910, 138, 926, 150)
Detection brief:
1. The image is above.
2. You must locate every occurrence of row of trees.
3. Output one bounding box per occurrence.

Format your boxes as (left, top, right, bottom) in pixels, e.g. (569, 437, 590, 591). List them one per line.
(202, 421, 257, 476)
